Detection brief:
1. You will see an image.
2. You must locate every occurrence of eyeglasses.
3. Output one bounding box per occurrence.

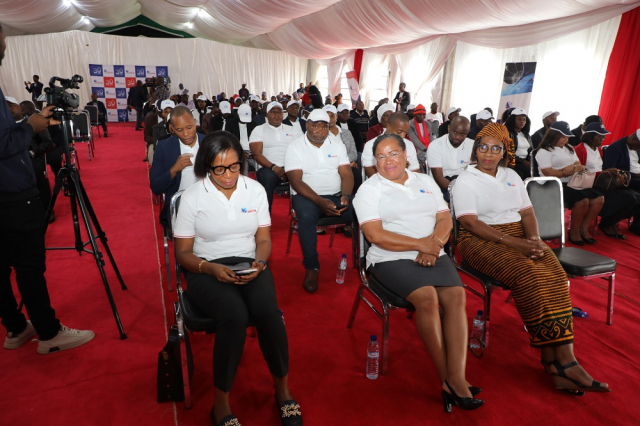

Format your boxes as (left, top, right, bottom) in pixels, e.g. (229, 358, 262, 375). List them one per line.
(376, 151, 402, 162)
(210, 162, 242, 175)
(477, 144, 504, 154)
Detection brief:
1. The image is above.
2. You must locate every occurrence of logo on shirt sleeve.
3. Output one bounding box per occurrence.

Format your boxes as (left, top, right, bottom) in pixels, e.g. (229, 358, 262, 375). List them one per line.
(241, 207, 257, 213)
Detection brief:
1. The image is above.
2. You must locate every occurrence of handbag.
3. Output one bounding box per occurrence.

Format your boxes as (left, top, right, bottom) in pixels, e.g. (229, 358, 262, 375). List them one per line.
(594, 169, 631, 191)
(157, 325, 193, 403)
(567, 169, 596, 190)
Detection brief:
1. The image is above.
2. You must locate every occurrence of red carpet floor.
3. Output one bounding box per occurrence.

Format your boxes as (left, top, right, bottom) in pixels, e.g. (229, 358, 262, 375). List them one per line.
(1, 122, 639, 425)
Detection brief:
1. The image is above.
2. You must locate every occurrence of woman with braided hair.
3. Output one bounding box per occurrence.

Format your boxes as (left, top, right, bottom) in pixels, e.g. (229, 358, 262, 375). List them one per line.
(451, 126, 610, 395)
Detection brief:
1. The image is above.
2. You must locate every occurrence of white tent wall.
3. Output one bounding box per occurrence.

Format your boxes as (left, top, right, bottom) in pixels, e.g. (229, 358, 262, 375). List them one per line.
(447, 16, 621, 129)
(0, 30, 308, 105)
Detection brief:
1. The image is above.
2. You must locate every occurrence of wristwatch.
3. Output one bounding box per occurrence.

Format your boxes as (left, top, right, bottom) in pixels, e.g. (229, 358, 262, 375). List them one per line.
(256, 259, 268, 268)
(342, 194, 352, 200)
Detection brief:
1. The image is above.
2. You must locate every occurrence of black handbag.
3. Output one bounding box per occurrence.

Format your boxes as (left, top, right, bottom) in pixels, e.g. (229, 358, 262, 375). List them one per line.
(594, 169, 631, 191)
(157, 325, 193, 403)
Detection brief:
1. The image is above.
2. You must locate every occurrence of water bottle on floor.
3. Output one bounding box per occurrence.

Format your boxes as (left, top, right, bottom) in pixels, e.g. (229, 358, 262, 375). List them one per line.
(75, 128, 81, 138)
(366, 335, 379, 380)
(469, 310, 484, 349)
(336, 254, 347, 284)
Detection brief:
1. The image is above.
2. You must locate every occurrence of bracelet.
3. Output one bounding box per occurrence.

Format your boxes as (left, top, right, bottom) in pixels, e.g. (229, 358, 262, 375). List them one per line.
(270, 164, 277, 171)
(529, 235, 541, 241)
(433, 236, 444, 247)
(198, 259, 207, 273)
(496, 234, 507, 244)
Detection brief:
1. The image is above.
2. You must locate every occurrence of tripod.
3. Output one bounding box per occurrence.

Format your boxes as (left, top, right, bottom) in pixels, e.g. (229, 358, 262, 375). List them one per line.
(44, 113, 127, 340)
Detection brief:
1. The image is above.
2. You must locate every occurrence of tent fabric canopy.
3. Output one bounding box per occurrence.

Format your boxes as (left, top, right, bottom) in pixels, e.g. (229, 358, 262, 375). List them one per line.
(0, 1, 638, 59)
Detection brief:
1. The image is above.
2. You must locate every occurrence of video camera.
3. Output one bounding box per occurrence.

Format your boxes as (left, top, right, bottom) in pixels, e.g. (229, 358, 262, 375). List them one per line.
(144, 76, 171, 88)
(44, 75, 83, 120)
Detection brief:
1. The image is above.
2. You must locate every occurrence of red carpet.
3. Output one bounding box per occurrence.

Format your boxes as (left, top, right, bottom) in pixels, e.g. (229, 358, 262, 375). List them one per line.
(1, 122, 638, 425)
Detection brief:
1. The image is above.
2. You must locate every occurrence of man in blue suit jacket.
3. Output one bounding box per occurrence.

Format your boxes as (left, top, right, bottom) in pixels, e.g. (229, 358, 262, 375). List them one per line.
(150, 106, 205, 229)
(602, 129, 640, 192)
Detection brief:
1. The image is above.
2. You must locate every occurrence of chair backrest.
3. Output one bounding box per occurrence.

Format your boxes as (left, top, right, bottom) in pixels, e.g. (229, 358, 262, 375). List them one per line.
(447, 179, 461, 264)
(170, 190, 186, 290)
(427, 120, 439, 141)
(84, 105, 99, 123)
(530, 148, 541, 177)
(358, 226, 372, 282)
(71, 112, 90, 137)
(524, 177, 565, 243)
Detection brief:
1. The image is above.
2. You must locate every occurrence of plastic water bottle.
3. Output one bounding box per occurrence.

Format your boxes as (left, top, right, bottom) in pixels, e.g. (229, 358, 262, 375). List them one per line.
(366, 335, 379, 380)
(75, 128, 81, 138)
(336, 254, 347, 284)
(469, 310, 484, 349)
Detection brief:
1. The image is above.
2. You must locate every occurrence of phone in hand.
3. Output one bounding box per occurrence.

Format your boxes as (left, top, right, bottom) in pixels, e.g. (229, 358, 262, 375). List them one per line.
(235, 268, 258, 276)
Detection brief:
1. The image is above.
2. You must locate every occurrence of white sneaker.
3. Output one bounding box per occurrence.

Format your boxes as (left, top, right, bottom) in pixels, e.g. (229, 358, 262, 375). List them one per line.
(37, 325, 95, 354)
(4, 320, 37, 349)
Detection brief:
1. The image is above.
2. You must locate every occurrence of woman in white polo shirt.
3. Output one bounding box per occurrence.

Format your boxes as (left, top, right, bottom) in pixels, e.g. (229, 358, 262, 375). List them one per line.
(534, 121, 604, 246)
(173, 132, 302, 426)
(353, 134, 483, 413)
(453, 132, 609, 395)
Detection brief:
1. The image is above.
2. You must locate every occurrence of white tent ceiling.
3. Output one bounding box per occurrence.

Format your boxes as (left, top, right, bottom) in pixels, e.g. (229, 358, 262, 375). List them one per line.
(0, 0, 638, 59)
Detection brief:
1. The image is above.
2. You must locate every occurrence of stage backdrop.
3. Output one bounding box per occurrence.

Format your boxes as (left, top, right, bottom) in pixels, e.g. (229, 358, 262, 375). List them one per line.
(88, 64, 168, 122)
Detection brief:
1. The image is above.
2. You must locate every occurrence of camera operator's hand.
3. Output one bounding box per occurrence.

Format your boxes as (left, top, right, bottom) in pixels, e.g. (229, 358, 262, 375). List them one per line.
(170, 153, 194, 178)
(27, 106, 60, 133)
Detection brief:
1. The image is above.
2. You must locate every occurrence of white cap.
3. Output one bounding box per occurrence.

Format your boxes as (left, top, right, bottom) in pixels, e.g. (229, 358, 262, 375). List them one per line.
(337, 103, 350, 112)
(287, 100, 301, 109)
(249, 94, 260, 102)
(160, 100, 175, 110)
(446, 107, 461, 118)
(219, 101, 231, 114)
(542, 111, 560, 120)
(196, 95, 207, 101)
(5, 96, 19, 105)
(377, 103, 395, 122)
(307, 109, 330, 123)
(266, 101, 283, 113)
(476, 110, 494, 121)
(511, 107, 527, 116)
(406, 104, 415, 112)
(322, 104, 337, 114)
(238, 104, 252, 123)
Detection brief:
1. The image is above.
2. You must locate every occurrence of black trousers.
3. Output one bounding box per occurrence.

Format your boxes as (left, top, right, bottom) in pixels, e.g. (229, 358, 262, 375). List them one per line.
(31, 156, 51, 212)
(98, 113, 108, 134)
(186, 257, 289, 392)
(256, 167, 285, 212)
(134, 107, 143, 130)
(0, 193, 61, 340)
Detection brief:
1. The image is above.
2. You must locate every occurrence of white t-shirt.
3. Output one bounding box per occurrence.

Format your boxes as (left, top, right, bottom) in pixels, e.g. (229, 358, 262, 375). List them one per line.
(353, 170, 449, 267)
(426, 112, 444, 123)
(173, 176, 271, 261)
(178, 136, 200, 191)
(426, 135, 473, 177)
(239, 123, 249, 151)
(249, 122, 300, 166)
(453, 166, 532, 225)
(584, 144, 602, 172)
(288, 118, 303, 134)
(284, 134, 350, 196)
(535, 146, 578, 182)
(361, 135, 420, 170)
(628, 146, 640, 174)
(515, 132, 530, 159)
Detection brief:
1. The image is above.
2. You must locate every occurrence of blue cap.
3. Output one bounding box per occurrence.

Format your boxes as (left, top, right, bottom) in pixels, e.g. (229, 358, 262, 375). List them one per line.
(549, 121, 573, 137)
(304, 104, 314, 112)
(584, 122, 610, 135)
(370, 335, 377, 341)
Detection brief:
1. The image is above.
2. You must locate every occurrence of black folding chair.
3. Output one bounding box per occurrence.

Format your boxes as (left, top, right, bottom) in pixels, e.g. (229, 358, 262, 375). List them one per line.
(71, 111, 94, 160)
(84, 105, 102, 139)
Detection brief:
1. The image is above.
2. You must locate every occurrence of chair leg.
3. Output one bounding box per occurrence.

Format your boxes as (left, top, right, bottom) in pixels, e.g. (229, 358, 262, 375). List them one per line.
(286, 218, 295, 254)
(381, 303, 390, 375)
(177, 322, 192, 409)
(328, 227, 336, 248)
(606, 273, 615, 325)
(346, 282, 365, 328)
(164, 233, 172, 292)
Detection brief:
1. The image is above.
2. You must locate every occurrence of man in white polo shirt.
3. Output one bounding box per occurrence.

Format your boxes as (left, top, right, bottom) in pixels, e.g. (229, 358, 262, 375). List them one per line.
(250, 101, 302, 211)
(150, 106, 205, 229)
(362, 112, 421, 178)
(427, 116, 473, 201)
(285, 109, 354, 293)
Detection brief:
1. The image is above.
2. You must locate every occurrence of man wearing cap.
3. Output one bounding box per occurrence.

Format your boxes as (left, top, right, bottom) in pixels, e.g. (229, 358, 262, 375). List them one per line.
(284, 109, 354, 293)
(349, 101, 369, 145)
(426, 102, 444, 124)
(191, 95, 209, 131)
(235, 104, 257, 153)
(210, 100, 233, 132)
(150, 100, 175, 164)
(336, 103, 362, 153)
(603, 129, 640, 196)
(468, 109, 494, 140)
(428, 116, 473, 200)
(283, 100, 306, 134)
(408, 104, 430, 163)
(127, 80, 147, 131)
(571, 115, 603, 147)
(250, 101, 302, 212)
(438, 106, 461, 138)
(367, 103, 394, 141)
(249, 95, 266, 126)
(238, 84, 250, 101)
(531, 111, 559, 148)
(405, 104, 415, 120)
(150, 106, 204, 229)
(86, 93, 108, 137)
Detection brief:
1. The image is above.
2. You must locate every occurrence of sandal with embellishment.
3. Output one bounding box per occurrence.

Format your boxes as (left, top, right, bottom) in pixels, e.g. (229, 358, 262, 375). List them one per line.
(275, 394, 303, 426)
(210, 407, 242, 426)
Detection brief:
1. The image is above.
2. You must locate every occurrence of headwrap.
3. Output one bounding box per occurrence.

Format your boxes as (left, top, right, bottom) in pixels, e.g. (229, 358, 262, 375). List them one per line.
(377, 103, 395, 122)
(475, 123, 515, 167)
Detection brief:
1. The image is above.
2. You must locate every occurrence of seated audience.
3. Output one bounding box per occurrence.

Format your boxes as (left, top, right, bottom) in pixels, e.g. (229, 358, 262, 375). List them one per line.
(173, 132, 301, 426)
(405, 104, 415, 120)
(325, 105, 361, 194)
(284, 109, 354, 293)
(531, 111, 559, 148)
(235, 104, 257, 152)
(505, 108, 533, 179)
(602, 128, 640, 192)
(354, 133, 483, 412)
(571, 115, 602, 146)
(150, 106, 205, 229)
(151, 100, 175, 164)
(144, 100, 162, 161)
(426, 102, 444, 124)
(191, 95, 209, 131)
(438, 107, 461, 137)
(368, 98, 389, 128)
(452, 132, 609, 395)
(362, 112, 421, 178)
(250, 101, 302, 211)
(575, 123, 640, 238)
(427, 116, 473, 200)
(337, 104, 362, 153)
(350, 100, 369, 146)
(467, 109, 494, 140)
(283, 100, 306, 134)
(211, 101, 233, 132)
(249, 95, 266, 125)
(408, 103, 430, 163)
(534, 121, 603, 245)
(366, 103, 394, 141)
(86, 93, 108, 137)
(499, 107, 514, 126)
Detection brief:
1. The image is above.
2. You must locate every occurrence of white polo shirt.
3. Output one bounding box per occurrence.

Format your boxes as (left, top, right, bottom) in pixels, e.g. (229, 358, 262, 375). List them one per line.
(535, 146, 578, 182)
(584, 144, 602, 172)
(426, 135, 473, 177)
(239, 123, 250, 151)
(249, 122, 300, 167)
(453, 166, 532, 225)
(178, 135, 201, 191)
(353, 170, 449, 268)
(515, 132, 530, 159)
(284, 134, 350, 196)
(173, 176, 271, 261)
(426, 112, 444, 123)
(361, 135, 420, 170)
(628, 146, 640, 174)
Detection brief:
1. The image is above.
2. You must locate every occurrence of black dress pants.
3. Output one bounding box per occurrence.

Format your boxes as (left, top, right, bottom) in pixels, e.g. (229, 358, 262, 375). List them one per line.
(185, 257, 289, 392)
(0, 193, 61, 340)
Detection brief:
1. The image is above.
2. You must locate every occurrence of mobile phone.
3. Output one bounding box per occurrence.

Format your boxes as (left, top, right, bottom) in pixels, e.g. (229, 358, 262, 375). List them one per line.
(235, 268, 257, 276)
(229, 262, 252, 271)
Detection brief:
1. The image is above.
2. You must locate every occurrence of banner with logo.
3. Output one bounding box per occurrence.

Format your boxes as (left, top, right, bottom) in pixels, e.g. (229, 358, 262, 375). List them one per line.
(346, 70, 360, 107)
(497, 62, 537, 123)
(88, 64, 169, 122)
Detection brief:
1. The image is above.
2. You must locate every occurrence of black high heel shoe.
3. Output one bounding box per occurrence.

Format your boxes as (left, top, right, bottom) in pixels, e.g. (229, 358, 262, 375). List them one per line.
(541, 360, 585, 396)
(441, 380, 484, 413)
(469, 386, 482, 397)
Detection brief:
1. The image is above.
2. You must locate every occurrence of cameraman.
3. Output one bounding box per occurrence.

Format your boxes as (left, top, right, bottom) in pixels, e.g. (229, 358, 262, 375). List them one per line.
(0, 25, 95, 354)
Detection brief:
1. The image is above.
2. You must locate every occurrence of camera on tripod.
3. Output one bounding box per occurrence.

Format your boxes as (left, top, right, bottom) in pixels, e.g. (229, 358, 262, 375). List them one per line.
(44, 75, 83, 120)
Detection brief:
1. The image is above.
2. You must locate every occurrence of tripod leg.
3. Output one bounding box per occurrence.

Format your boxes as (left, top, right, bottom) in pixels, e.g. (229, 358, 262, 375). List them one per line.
(78, 178, 128, 291)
